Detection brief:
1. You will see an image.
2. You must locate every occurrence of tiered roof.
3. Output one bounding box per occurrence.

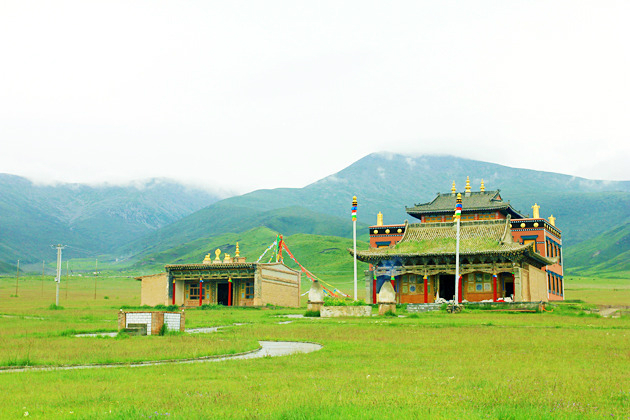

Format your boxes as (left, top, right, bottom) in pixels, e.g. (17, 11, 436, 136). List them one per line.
(405, 190, 525, 220)
(352, 219, 554, 267)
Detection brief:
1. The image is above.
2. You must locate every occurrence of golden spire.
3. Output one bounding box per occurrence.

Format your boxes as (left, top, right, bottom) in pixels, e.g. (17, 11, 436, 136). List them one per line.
(480, 179, 485, 192)
(377, 212, 383, 226)
(451, 181, 456, 196)
(235, 242, 240, 258)
(549, 215, 556, 226)
(465, 176, 471, 195)
(532, 203, 540, 219)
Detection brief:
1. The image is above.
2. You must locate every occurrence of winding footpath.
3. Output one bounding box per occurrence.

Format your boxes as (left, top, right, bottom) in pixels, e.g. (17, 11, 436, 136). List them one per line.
(1, 322, 322, 373)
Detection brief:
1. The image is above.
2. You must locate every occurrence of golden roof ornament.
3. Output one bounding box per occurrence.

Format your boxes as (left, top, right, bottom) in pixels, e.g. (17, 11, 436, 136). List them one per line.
(377, 212, 383, 226)
(532, 203, 540, 219)
(465, 176, 471, 196)
(480, 179, 485, 192)
(223, 253, 231, 263)
(214, 249, 221, 262)
(451, 181, 456, 196)
(203, 253, 212, 264)
(549, 215, 556, 226)
(235, 242, 240, 258)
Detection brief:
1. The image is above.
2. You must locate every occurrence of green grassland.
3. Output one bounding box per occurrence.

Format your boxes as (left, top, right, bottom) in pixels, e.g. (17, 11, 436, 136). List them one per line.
(0, 273, 628, 419)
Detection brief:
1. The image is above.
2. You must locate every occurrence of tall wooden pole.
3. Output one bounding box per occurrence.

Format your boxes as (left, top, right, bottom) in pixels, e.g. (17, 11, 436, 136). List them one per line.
(352, 196, 358, 301)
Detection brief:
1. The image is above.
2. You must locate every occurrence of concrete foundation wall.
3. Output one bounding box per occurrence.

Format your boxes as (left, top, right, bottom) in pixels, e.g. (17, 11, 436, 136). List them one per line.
(320, 306, 372, 317)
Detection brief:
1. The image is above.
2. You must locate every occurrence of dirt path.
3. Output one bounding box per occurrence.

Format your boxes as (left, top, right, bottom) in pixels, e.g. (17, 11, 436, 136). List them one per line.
(0, 341, 322, 373)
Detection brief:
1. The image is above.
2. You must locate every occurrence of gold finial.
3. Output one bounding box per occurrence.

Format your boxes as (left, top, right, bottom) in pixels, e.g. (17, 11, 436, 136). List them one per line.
(352, 196, 357, 206)
(480, 179, 485, 192)
(465, 176, 471, 194)
(532, 203, 540, 219)
(377, 212, 383, 226)
(457, 192, 462, 202)
(214, 249, 221, 261)
(451, 181, 456, 195)
(235, 242, 240, 258)
(203, 253, 212, 264)
(549, 215, 556, 226)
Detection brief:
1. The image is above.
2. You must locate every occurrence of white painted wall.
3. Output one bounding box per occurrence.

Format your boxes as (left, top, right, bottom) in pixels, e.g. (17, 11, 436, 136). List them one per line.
(126, 312, 152, 336)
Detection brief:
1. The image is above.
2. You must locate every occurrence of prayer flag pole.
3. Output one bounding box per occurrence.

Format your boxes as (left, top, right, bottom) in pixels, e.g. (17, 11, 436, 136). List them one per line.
(352, 196, 358, 301)
(454, 193, 462, 303)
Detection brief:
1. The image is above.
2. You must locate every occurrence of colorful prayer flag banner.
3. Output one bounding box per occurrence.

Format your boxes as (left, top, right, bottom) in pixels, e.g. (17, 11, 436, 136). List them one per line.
(351, 196, 358, 221)
(454, 193, 462, 220)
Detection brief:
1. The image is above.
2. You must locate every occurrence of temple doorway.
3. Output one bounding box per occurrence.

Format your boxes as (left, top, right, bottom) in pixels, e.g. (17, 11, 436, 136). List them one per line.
(217, 283, 230, 306)
(439, 274, 456, 301)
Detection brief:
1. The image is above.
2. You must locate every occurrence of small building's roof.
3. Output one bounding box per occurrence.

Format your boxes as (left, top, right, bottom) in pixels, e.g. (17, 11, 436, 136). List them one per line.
(165, 262, 257, 271)
(351, 219, 554, 267)
(405, 190, 525, 220)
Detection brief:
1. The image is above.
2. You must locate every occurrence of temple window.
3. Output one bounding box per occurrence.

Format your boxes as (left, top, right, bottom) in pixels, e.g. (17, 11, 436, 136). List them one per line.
(187, 283, 200, 300)
(244, 281, 254, 299)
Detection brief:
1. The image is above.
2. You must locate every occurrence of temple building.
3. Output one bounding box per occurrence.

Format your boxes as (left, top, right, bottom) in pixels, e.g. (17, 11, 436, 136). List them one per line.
(358, 177, 563, 304)
(137, 244, 301, 308)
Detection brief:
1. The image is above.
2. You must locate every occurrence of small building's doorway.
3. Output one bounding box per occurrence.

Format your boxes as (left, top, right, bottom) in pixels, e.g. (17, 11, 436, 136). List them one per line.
(217, 283, 230, 306)
(439, 274, 456, 301)
(503, 275, 514, 299)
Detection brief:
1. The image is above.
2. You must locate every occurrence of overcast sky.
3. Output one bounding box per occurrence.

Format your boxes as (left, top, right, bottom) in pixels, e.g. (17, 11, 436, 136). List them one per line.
(1, 1, 628, 194)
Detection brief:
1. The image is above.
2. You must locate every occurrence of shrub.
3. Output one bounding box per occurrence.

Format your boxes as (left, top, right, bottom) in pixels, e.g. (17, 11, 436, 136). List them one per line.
(304, 310, 321, 317)
(383, 310, 397, 317)
(48, 304, 64, 310)
(323, 297, 367, 306)
(158, 323, 168, 336)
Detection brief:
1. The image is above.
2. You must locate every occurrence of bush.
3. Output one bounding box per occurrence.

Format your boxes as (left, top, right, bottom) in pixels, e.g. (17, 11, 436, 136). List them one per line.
(48, 304, 64, 310)
(323, 297, 367, 306)
(304, 310, 321, 317)
(383, 310, 397, 317)
(158, 323, 168, 336)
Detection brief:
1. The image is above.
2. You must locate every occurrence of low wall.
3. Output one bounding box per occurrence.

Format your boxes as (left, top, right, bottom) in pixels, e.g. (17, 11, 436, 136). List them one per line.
(406, 303, 442, 313)
(320, 306, 372, 318)
(118, 311, 185, 335)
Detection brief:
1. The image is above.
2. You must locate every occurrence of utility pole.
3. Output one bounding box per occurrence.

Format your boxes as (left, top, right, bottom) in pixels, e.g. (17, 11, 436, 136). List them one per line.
(52, 245, 66, 307)
(94, 258, 98, 300)
(65, 260, 69, 299)
(15, 260, 20, 296)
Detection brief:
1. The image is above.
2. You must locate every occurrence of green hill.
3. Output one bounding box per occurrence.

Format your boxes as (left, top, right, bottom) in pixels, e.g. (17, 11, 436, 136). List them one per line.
(122, 153, 629, 269)
(564, 222, 630, 277)
(121, 203, 370, 260)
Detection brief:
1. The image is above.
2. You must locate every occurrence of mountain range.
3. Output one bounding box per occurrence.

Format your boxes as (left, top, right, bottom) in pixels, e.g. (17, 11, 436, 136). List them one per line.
(1, 153, 629, 276)
(0, 175, 220, 264)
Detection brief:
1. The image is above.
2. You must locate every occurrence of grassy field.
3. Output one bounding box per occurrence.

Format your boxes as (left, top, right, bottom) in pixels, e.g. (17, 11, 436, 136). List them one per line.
(0, 274, 628, 419)
(564, 276, 630, 306)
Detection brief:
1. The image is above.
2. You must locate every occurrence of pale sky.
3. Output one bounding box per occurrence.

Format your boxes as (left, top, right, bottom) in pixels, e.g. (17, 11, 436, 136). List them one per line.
(1, 1, 628, 194)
